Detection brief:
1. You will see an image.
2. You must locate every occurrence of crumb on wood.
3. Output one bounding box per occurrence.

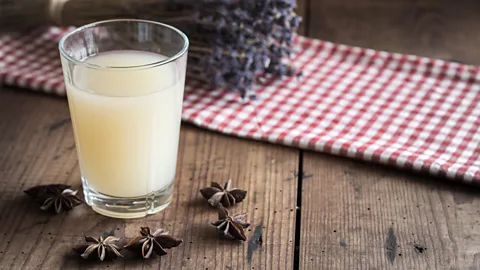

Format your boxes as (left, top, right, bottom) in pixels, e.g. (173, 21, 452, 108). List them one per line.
(413, 244, 426, 254)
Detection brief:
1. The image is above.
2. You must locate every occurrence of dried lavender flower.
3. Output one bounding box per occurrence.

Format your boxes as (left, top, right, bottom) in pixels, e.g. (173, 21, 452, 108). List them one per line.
(164, 0, 302, 98)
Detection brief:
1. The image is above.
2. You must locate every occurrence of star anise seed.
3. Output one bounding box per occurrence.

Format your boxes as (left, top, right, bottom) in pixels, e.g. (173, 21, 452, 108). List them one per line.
(24, 184, 82, 214)
(212, 203, 250, 241)
(73, 235, 123, 261)
(200, 179, 247, 207)
(124, 227, 182, 259)
(24, 184, 71, 201)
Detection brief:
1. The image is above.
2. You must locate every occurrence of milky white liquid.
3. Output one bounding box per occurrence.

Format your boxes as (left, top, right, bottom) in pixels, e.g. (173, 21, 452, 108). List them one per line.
(66, 51, 185, 198)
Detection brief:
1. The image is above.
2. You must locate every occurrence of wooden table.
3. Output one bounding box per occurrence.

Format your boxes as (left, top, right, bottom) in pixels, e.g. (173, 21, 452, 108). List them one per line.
(2, 1, 480, 269)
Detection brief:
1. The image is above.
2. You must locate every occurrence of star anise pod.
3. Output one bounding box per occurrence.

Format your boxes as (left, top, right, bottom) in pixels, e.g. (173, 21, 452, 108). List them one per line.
(24, 184, 82, 214)
(73, 235, 123, 261)
(200, 179, 247, 207)
(212, 203, 250, 241)
(24, 184, 71, 200)
(124, 227, 182, 259)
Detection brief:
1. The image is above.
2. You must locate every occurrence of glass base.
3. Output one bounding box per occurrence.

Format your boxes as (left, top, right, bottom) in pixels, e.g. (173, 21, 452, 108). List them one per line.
(82, 177, 174, 219)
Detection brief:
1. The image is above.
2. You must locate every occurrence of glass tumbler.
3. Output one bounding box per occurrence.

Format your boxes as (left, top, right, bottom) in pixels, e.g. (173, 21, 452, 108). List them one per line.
(59, 19, 188, 219)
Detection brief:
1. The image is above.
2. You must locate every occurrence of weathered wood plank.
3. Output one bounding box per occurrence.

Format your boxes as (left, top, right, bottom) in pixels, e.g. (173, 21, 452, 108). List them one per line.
(308, 0, 480, 65)
(299, 2, 480, 268)
(300, 153, 480, 269)
(0, 88, 299, 269)
(295, 0, 308, 36)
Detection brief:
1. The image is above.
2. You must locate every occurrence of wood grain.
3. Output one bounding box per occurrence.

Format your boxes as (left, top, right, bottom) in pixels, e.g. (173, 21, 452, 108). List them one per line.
(299, 153, 480, 269)
(0, 88, 299, 270)
(299, 2, 480, 268)
(308, 0, 480, 65)
(295, 0, 308, 36)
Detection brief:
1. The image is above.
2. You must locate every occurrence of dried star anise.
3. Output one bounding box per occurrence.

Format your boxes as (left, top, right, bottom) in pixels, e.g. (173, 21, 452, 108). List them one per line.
(200, 179, 247, 207)
(212, 203, 250, 241)
(124, 227, 182, 259)
(24, 184, 82, 214)
(73, 235, 123, 261)
(24, 184, 70, 200)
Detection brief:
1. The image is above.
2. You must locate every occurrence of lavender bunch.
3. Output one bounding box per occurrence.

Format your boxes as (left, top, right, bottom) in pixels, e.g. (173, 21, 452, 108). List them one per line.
(1, 0, 301, 98)
(2, 0, 301, 98)
(168, 0, 302, 98)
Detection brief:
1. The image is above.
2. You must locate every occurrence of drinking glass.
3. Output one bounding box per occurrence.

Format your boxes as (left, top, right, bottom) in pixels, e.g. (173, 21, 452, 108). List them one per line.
(59, 19, 188, 218)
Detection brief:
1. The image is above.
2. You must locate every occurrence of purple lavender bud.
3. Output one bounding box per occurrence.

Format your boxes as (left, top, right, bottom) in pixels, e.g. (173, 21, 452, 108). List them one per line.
(180, 0, 301, 97)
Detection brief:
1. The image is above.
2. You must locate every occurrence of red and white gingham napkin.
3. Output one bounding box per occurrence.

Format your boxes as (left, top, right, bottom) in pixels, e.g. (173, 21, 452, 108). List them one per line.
(2, 27, 480, 184)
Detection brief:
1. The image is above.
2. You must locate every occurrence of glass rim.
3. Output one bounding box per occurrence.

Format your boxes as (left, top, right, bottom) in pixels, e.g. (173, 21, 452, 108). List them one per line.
(58, 19, 189, 70)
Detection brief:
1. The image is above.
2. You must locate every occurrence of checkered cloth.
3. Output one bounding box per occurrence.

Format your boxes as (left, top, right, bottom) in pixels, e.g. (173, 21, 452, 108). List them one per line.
(2, 27, 480, 184)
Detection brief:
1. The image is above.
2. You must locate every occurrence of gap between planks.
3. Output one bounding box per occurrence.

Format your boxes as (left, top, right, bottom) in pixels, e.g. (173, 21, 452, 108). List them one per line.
(293, 150, 304, 270)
